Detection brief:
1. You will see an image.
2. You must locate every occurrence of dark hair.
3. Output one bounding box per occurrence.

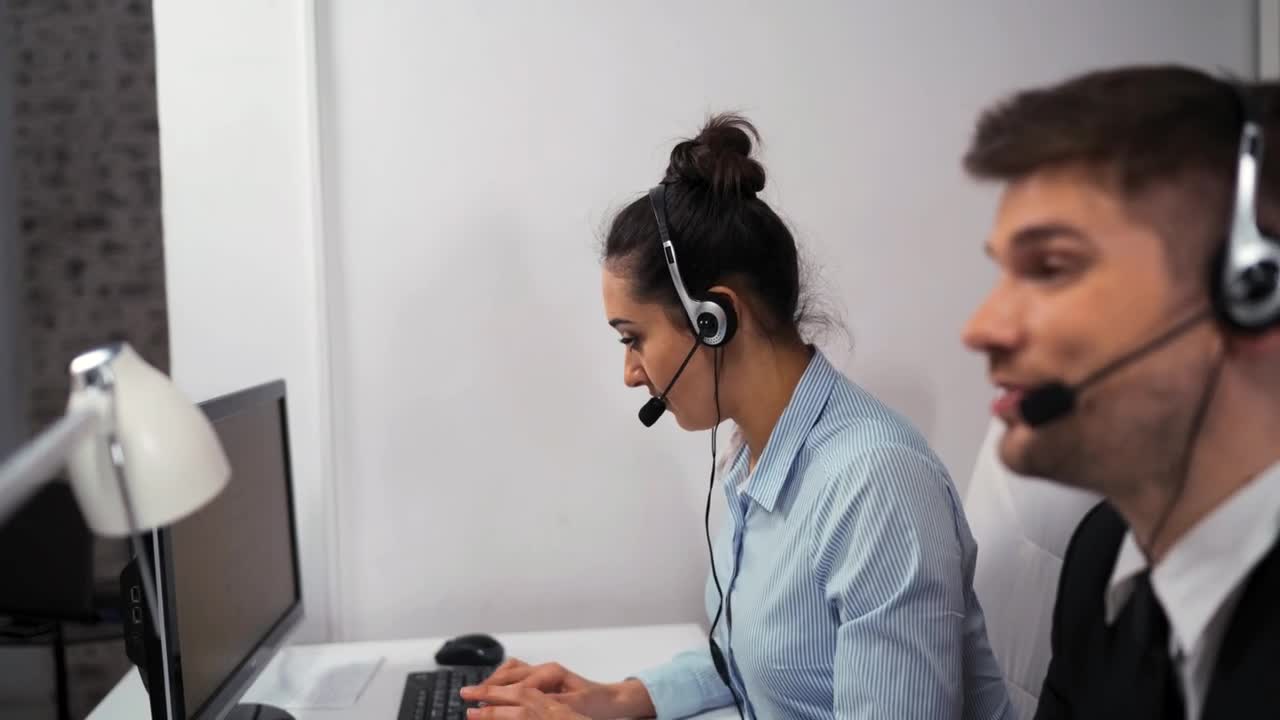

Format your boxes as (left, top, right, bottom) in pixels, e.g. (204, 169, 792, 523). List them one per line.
(603, 113, 808, 340)
(963, 65, 1280, 277)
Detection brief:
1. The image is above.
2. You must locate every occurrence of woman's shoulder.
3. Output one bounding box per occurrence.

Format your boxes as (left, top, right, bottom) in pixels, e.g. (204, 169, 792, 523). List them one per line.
(800, 379, 961, 537)
(808, 374, 944, 471)
(790, 378, 957, 517)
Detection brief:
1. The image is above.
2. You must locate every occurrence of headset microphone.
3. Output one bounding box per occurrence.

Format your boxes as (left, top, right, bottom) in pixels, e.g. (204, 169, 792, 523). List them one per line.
(1019, 308, 1212, 427)
(1018, 381, 1076, 428)
(637, 397, 666, 428)
(638, 338, 701, 427)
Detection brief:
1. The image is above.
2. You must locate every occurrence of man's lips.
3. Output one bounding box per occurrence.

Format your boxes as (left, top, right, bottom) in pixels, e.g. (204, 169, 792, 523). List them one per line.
(989, 380, 1038, 422)
(993, 388, 1023, 418)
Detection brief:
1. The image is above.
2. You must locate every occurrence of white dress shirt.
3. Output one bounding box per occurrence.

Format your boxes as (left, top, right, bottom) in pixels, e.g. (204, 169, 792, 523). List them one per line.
(1104, 460, 1280, 720)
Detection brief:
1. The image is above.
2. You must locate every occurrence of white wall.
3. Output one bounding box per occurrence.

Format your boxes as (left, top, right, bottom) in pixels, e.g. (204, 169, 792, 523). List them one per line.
(1264, 0, 1280, 78)
(318, 0, 1255, 640)
(153, 0, 335, 642)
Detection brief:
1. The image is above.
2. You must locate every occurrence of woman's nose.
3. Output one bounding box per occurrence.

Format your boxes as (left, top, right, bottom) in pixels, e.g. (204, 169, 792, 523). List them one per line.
(623, 355, 648, 389)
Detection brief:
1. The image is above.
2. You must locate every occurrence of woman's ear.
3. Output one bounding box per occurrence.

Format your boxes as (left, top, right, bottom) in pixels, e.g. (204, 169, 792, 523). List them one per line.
(705, 284, 743, 344)
(706, 285, 743, 317)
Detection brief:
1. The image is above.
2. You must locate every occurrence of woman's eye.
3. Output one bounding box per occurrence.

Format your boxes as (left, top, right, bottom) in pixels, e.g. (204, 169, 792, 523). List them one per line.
(619, 336, 640, 350)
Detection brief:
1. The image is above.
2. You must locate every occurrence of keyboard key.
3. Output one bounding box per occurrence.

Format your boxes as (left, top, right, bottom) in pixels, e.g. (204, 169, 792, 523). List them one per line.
(396, 667, 496, 720)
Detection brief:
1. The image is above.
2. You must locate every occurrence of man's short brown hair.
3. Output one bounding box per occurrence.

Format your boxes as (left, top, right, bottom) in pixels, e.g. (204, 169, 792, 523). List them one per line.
(964, 65, 1280, 282)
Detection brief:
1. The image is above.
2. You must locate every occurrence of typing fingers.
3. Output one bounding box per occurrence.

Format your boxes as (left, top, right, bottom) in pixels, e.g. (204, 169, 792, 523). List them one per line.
(461, 685, 586, 719)
(480, 662, 571, 693)
(465, 706, 526, 719)
(479, 658, 533, 687)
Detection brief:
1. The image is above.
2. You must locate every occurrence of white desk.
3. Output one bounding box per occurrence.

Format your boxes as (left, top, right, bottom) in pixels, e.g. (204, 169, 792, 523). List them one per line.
(89, 623, 736, 719)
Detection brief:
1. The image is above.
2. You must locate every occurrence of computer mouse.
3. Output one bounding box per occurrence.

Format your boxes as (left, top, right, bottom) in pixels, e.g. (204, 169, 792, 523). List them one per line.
(435, 633, 505, 667)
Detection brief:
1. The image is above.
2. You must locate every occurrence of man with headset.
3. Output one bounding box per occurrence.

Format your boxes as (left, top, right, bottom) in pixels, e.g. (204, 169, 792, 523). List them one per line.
(963, 67, 1280, 718)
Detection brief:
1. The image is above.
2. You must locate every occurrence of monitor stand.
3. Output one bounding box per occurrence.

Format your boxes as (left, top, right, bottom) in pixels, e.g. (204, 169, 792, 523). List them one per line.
(225, 704, 296, 719)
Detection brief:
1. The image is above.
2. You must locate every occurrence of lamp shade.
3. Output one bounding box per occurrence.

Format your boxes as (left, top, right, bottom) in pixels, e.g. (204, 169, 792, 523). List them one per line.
(64, 343, 229, 536)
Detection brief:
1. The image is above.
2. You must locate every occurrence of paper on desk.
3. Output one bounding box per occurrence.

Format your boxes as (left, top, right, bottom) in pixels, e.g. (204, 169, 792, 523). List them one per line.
(244, 645, 384, 709)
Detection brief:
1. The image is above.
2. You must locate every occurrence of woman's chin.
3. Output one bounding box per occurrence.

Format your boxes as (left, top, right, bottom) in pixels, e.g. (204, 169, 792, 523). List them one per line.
(671, 412, 716, 432)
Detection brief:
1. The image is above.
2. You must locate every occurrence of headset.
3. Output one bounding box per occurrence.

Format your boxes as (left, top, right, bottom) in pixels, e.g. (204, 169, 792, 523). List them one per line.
(1021, 83, 1280, 428)
(1212, 86, 1280, 333)
(647, 184, 739, 347)
(645, 181, 748, 719)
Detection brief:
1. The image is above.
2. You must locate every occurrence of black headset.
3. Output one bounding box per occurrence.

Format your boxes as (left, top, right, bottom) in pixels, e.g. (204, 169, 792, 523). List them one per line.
(647, 181, 747, 718)
(1213, 86, 1280, 333)
(648, 184, 739, 346)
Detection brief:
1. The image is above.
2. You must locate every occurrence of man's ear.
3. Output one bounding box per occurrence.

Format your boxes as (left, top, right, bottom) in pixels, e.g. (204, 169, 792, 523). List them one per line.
(1225, 325, 1280, 359)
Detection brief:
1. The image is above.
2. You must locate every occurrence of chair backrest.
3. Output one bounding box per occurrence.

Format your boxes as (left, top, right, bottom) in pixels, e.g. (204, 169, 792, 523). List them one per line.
(963, 420, 1100, 719)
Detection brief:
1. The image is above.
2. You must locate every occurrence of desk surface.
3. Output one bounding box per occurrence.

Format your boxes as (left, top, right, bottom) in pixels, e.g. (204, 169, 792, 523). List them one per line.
(89, 623, 736, 719)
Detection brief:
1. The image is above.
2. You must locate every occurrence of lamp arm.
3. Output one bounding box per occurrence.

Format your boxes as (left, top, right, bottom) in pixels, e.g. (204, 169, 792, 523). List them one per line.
(0, 404, 167, 636)
(0, 406, 101, 527)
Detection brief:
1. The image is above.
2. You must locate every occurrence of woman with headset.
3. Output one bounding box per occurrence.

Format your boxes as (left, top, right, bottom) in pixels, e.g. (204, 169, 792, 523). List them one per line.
(462, 115, 1012, 720)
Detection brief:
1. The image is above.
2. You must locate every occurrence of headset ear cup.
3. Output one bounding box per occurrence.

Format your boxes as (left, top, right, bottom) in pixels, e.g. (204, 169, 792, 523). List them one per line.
(703, 291, 738, 346)
(1212, 235, 1280, 333)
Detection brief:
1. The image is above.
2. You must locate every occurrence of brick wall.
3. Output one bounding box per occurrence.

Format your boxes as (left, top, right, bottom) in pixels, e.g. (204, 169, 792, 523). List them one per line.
(1, 0, 169, 716)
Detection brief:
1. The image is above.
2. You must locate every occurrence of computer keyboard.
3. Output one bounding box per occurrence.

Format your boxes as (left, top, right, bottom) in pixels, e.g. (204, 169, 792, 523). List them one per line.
(396, 666, 495, 720)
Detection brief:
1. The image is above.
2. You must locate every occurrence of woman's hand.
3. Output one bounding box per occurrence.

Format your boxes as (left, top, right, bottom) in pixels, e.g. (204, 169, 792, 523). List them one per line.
(460, 685, 589, 719)
(463, 658, 654, 719)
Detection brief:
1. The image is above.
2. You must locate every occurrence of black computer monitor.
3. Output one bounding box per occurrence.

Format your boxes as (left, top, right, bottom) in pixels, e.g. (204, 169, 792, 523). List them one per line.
(127, 379, 303, 720)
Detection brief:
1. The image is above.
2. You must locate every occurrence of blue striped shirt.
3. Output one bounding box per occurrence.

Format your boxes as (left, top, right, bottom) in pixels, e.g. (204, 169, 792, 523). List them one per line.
(634, 351, 1013, 719)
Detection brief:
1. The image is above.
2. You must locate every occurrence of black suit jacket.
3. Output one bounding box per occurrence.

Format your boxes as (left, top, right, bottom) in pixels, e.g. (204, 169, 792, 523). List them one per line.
(1034, 502, 1280, 719)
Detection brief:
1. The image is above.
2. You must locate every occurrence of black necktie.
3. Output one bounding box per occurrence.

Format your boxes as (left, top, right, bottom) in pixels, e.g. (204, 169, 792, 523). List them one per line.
(1109, 570, 1186, 719)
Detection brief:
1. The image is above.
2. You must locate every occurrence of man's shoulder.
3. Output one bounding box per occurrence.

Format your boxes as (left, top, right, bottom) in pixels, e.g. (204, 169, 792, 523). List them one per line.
(1065, 502, 1127, 572)
(1054, 501, 1127, 635)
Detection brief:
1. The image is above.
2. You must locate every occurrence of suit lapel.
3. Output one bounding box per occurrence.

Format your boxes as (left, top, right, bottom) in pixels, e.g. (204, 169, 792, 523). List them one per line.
(1202, 536, 1280, 719)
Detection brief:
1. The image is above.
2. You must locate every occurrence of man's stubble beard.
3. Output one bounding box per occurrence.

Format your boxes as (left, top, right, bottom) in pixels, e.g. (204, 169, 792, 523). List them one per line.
(1007, 352, 1215, 501)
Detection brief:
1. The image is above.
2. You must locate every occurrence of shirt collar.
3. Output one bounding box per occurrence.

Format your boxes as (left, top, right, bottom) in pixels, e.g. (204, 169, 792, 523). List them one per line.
(1104, 459, 1280, 656)
(726, 349, 838, 513)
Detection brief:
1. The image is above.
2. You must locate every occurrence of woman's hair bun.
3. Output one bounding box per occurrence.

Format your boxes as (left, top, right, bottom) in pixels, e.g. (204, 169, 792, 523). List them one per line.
(664, 113, 766, 197)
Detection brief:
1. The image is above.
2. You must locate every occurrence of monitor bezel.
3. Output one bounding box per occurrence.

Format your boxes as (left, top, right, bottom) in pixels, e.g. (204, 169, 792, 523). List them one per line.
(145, 379, 304, 720)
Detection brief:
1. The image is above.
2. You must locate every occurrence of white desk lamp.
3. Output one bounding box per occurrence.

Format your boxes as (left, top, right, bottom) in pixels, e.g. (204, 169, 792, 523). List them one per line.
(0, 341, 230, 629)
